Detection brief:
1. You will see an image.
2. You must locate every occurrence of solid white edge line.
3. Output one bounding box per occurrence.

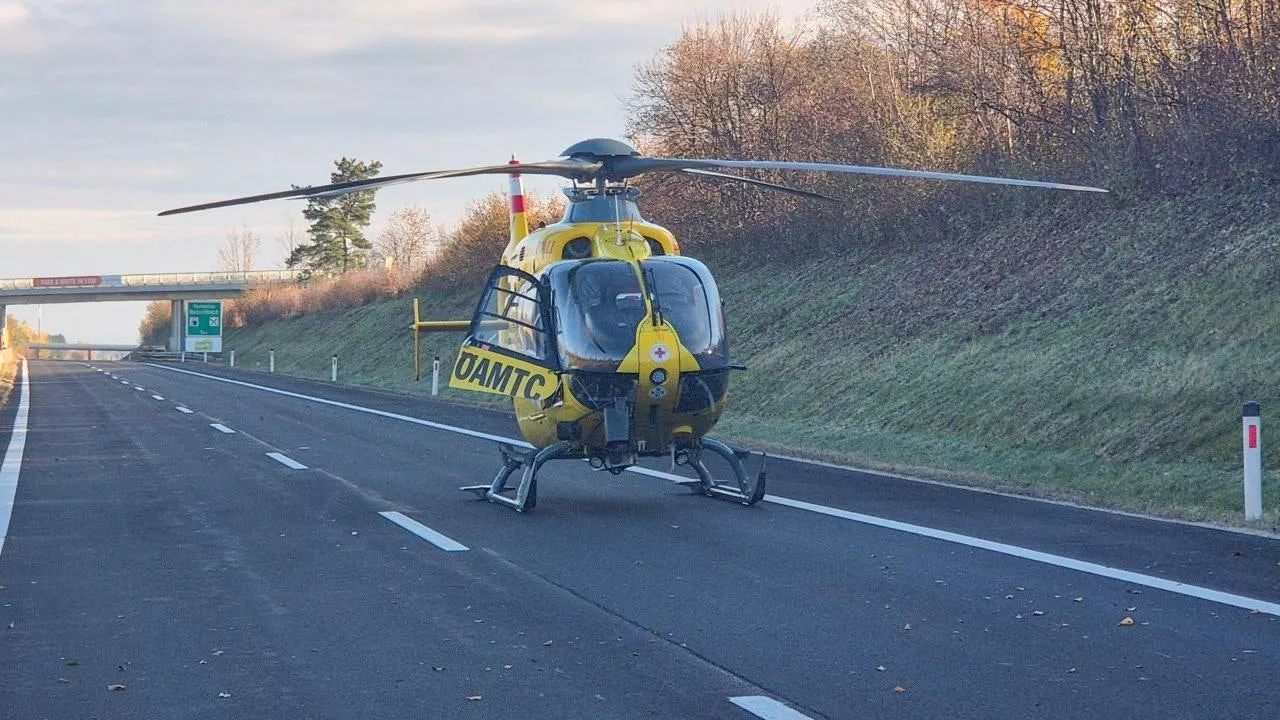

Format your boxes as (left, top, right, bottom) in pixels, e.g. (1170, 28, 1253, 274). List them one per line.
(379, 511, 469, 552)
(729, 696, 814, 720)
(0, 359, 30, 558)
(761, 450, 1280, 540)
(209, 423, 235, 434)
(175, 406, 194, 414)
(764, 494, 1280, 617)
(151, 395, 164, 401)
(266, 451, 307, 469)
(145, 363, 1280, 617)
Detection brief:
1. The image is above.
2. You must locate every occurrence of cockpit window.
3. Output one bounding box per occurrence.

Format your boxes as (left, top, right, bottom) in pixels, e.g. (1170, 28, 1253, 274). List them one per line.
(545, 257, 728, 371)
(642, 256, 727, 367)
(550, 261, 645, 368)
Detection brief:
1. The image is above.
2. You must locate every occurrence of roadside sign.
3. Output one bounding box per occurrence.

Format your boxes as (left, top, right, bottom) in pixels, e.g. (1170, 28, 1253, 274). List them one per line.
(184, 301, 222, 352)
(33, 275, 102, 288)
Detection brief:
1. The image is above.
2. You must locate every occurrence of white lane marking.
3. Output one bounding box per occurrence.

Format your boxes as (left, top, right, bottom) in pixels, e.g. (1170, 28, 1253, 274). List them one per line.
(151, 395, 164, 401)
(147, 364, 532, 447)
(764, 450, 1280, 540)
(379, 511, 469, 552)
(765, 495, 1280, 617)
(175, 407, 194, 414)
(266, 452, 307, 469)
(729, 696, 814, 720)
(134, 386, 146, 392)
(146, 364, 1280, 617)
(210, 423, 235, 434)
(0, 359, 30, 558)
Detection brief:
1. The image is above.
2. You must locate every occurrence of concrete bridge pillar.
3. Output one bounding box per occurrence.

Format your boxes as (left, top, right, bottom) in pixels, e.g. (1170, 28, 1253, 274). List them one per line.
(169, 299, 184, 352)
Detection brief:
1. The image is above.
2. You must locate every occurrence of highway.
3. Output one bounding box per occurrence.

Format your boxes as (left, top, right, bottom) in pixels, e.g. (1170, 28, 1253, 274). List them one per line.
(1, 359, 1277, 719)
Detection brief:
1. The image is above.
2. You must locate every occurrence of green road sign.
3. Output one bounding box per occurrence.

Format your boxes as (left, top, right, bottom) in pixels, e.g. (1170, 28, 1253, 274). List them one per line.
(185, 301, 223, 352)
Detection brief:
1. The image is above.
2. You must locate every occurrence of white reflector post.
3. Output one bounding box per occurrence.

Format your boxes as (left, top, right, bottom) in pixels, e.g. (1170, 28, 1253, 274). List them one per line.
(432, 356, 440, 396)
(1243, 401, 1262, 522)
(331, 354, 338, 383)
(269, 349, 275, 373)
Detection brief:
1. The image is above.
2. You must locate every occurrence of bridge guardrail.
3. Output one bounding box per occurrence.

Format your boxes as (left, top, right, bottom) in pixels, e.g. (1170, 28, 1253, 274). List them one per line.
(0, 270, 302, 291)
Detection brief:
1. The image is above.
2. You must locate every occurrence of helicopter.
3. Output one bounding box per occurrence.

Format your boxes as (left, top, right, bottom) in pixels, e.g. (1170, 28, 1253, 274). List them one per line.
(160, 138, 1106, 512)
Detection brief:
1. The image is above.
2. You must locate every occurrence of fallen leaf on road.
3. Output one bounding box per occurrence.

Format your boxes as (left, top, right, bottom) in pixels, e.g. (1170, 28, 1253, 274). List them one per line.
(58, 678, 71, 684)
(432, 667, 444, 671)
(1032, 611, 1045, 616)
(1073, 597, 1083, 602)
(467, 695, 483, 701)
(876, 665, 885, 671)
(542, 640, 553, 646)
(65, 659, 80, 666)
(106, 684, 126, 692)
(218, 692, 231, 698)
(1118, 617, 1135, 626)
(211, 650, 224, 656)
(503, 664, 513, 669)
(892, 686, 906, 693)
(1067, 668, 1077, 674)
(903, 624, 911, 630)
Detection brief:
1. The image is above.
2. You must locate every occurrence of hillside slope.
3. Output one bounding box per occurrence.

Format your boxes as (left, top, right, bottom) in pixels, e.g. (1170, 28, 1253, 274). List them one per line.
(223, 187, 1280, 525)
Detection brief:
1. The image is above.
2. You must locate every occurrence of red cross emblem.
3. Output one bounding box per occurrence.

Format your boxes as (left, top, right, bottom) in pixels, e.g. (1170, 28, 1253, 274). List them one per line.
(650, 344, 669, 362)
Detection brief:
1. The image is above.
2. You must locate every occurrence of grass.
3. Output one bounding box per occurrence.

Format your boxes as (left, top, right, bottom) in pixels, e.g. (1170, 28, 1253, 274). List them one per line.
(222, 186, 1280, 530)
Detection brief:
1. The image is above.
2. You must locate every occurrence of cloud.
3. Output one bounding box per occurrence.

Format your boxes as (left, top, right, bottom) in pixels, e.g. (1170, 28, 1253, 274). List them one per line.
(0, 3, 28, 24)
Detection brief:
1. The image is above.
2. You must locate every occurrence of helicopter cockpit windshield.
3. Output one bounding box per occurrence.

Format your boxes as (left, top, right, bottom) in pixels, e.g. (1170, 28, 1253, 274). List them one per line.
(547, 257, 728, 371)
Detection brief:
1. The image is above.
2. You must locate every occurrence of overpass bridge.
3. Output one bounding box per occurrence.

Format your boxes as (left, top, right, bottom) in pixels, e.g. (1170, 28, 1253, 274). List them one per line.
(0, 270, 301, 352)
(26, 342, 153, 360)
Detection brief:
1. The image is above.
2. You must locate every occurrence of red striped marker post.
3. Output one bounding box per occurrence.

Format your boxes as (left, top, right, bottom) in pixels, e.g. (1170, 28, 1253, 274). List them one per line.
(1243, 402, 1262, 521)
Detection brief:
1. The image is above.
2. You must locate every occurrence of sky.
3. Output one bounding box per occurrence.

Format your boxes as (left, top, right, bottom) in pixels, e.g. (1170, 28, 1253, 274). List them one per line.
(0, 0, 814, 343)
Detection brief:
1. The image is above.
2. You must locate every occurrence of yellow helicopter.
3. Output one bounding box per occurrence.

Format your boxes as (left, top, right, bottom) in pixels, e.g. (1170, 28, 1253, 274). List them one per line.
(161, 138, 1105, 512)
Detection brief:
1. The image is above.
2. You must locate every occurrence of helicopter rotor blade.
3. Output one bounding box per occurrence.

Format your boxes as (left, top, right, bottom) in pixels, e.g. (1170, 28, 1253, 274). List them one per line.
(627, 157, 1108, 193)
(157, 159, 602, 216)
(677, 168, 841, 202)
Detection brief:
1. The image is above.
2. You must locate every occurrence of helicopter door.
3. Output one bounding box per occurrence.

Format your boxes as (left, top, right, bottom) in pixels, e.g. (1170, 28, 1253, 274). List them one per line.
(451, 267, 559, 401)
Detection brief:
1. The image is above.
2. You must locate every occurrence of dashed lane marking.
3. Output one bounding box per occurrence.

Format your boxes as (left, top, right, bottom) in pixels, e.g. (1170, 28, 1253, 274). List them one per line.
(210, 423, 235, 434)
(378, 511, 469, 552)
(729, 696, 815, 720)
(175, 407, 194, 414)
(266, 452, 307, 470)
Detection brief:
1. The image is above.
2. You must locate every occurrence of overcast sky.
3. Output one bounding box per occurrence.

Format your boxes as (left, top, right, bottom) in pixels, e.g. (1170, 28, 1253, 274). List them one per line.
(1, 0, 812, 343)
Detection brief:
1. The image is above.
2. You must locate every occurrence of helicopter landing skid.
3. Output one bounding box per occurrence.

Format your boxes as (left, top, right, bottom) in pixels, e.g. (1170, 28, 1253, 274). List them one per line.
(682, 438, 767, 506)
(460, 442, 575, 513)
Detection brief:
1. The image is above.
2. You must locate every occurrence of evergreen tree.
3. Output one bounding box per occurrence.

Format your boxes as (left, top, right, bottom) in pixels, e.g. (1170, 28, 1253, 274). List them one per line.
(286, 157, 383, 274)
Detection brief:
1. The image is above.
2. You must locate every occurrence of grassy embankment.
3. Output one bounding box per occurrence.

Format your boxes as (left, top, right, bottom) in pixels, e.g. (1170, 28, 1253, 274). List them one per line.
(224, 187, 1280, 527)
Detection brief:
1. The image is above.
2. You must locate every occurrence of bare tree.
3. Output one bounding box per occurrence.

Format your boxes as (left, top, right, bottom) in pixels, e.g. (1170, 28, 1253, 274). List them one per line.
(375, 205, 438, 272)
(274, 215, 304, 269)
(218, 225, 261, 272)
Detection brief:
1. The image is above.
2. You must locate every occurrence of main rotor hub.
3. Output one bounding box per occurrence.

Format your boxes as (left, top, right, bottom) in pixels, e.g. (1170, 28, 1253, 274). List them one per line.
(560, 138, 640, 159)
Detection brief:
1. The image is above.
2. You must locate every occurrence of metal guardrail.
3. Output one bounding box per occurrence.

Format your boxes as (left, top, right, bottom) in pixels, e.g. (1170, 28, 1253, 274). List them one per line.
(0, 270, 301, 291)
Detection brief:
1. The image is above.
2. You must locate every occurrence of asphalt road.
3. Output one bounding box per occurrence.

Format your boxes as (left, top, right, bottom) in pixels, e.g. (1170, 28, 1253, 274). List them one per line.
(1, 359, 1277, 719)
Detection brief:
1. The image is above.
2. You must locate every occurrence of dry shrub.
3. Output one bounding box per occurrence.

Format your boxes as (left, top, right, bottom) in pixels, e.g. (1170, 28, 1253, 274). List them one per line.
(228, 267, 420, 327)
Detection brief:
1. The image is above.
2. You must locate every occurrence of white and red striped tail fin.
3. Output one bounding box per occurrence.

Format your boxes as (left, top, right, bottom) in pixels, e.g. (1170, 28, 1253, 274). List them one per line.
(508, 157, 529, 247)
